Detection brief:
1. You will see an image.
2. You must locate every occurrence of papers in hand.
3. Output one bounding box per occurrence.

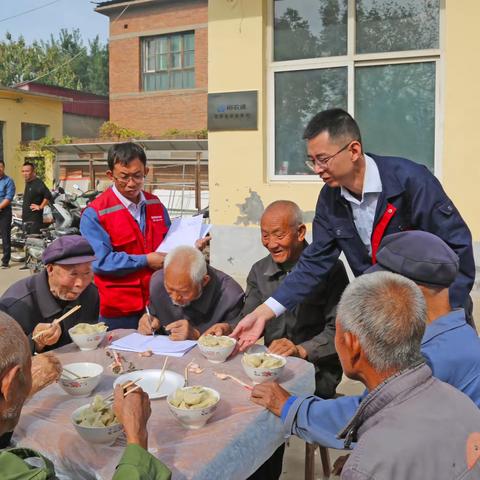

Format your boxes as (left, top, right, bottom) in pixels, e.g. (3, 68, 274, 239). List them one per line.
(156, 215, 211, 253)
(110, 333, 197, 357)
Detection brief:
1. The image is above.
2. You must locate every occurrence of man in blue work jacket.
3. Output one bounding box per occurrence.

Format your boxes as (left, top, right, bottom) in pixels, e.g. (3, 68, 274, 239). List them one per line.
(0, 160, 16, 269)
(232, 108, 475, 349)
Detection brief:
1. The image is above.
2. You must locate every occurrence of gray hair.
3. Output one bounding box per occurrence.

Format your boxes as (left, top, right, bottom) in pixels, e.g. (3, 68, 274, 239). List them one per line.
(164, 246, 207, 285)
(337, 271, 426, 372)
(262, 200, 303, 227)
(0, 312, 30, 374)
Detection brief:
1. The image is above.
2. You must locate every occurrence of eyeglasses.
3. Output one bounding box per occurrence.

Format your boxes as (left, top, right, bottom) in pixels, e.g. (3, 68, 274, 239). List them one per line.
(112, 173, 145, 185)
(305, 139, 358, 172)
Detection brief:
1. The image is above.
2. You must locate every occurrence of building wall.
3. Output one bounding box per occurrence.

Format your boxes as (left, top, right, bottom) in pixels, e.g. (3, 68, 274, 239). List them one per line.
(107, 0, 207, 135)
(208, 0, 480, 279)
(0, 90, 62, 189)
(63, 113, 105, 139)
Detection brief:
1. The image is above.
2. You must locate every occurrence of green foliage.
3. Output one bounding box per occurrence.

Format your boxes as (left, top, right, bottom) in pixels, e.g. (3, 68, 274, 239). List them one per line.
(0, 29, 108, 95)
(98, 122, 208, 140)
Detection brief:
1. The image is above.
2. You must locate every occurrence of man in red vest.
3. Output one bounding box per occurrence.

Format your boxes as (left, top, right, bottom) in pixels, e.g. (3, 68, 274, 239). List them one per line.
(80, 142, 170, 330)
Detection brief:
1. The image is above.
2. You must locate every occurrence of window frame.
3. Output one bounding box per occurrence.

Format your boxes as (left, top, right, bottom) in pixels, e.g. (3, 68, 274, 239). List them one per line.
(21, 122, 48, 143)
(141, 31, 195, 92)
(267, 0, 444, 182)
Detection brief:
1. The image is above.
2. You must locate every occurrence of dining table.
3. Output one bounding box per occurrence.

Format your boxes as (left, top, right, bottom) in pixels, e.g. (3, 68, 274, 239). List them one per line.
(13, 330, 316, 480)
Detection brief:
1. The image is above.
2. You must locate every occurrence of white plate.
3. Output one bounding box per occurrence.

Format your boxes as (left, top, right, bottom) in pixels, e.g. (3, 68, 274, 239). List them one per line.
(113, 369, 185, 400)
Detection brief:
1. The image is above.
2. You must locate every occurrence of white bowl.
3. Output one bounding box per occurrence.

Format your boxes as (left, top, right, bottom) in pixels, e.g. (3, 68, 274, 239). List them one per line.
(167, 386, 220, 429)
(71, 404, 123, 445)
(59, 362, 104, 397)
(69, 326, 107, 351)
(197, 335, 236, 363)
(241, 353, 287, 384)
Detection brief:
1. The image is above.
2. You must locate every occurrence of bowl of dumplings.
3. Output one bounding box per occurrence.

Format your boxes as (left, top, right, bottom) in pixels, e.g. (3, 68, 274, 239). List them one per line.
(197, 334, 236, 363)
(71, 395, 123, 445)
(241, 353, 286, 384)
(167, 386, 220, 429)
(69, 322, 108, 351)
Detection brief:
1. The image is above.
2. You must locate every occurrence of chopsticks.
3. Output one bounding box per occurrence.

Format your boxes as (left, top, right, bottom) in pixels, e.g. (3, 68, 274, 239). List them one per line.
(61, 367, 82, 380)
(103, 377, 143, 404)
(155, 357, 169, 392)
(32, 305, 82, 341)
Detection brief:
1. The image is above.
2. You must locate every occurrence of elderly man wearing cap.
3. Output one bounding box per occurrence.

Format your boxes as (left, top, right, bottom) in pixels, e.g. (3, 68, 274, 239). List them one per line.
(0, 235, 99, 353)
(250, 230, 480, 452)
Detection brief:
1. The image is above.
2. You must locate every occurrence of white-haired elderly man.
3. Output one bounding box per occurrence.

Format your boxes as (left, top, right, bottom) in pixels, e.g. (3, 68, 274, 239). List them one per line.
(138, 246, 244, 340)
(0, 312, 172, 479)
(252, 272, 480, 479)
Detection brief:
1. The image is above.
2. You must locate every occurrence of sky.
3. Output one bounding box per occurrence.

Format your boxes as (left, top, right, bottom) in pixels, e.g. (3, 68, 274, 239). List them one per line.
(0, 0, 109, 46)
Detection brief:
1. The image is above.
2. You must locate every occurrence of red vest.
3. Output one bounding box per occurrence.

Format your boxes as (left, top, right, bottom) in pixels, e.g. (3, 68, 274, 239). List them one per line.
(89, 188, 168, 317)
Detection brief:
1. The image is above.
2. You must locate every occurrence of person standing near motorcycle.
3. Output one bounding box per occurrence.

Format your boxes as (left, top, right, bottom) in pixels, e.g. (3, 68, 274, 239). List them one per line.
(21, 162, 52, 235)
(0, 160, 15, 269)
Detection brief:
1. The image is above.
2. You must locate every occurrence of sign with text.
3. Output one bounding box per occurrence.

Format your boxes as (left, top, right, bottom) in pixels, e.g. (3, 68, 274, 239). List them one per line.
(208, 91, 258, 131)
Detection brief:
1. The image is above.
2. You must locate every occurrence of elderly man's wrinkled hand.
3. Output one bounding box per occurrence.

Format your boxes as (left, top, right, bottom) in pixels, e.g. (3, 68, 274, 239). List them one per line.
(138, 313, 161, 335)
(33, 322, 62, 351)
(250, 382, 292, 417)
(268, 338, 307, 359)
(165, 319, 200, 341)
(30, 352, 62, 396)
(114, 384, 151, 450)
(195, 235, 210, 252)
(203, 322, 232, 337)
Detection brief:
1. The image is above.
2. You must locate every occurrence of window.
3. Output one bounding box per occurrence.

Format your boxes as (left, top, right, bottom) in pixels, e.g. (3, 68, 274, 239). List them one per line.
(142, 31, 195, 91)
(269, 0, 441, 179)
(21, 123, 48, 142)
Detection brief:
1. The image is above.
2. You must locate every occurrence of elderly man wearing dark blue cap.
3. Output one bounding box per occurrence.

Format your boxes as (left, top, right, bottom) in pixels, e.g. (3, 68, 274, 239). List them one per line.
(250, 230, 480, 453)
(0, 235, 99, 353)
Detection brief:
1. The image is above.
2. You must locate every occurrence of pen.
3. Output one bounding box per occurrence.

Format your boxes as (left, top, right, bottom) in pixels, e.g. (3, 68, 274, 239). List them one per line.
(145, 305, 169, 336)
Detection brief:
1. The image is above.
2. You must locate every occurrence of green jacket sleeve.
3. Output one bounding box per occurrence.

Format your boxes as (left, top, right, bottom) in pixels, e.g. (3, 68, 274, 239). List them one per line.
(0, 449, 54, 480)
(112, 444, 172, 480)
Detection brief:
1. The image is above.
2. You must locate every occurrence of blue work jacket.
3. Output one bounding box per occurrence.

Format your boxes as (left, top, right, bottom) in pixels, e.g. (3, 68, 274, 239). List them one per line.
(273, 154, 475, 310)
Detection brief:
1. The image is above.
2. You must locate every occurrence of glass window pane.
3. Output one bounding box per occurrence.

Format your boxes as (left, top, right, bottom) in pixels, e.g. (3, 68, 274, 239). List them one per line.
(171, 52, 181, 68)
(183, 70, 195, 88)
(171, 71, 183, 89)
(184, 51, 194, 67)
(355, 62, 436, 171)
(159, 53, 168, 70)
(159, 37, 168, 54)
(159, 72, 169, 90)
(146, 55, 155, 72)
(356, 0, 439, 54)
(171, 35, 181, 52)
(184, 33, 194, 51)
(275, 67, 348, 175)
(274, 0, 347, 61)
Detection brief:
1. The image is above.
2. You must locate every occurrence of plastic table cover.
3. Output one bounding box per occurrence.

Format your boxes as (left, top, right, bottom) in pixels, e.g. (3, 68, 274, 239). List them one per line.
(13, 330, 315, 480)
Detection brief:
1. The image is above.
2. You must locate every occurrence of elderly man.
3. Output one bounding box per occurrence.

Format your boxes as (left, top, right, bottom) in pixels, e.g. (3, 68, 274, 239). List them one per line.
(138, 246, 244, 340)
(255, 273, 480, 479)
(0, 235, 99, 353)
(0, 312, 172, 479)
(252, 231, 480, 452)
(208, 200, 348, 399)
(233, 108, 475, 350)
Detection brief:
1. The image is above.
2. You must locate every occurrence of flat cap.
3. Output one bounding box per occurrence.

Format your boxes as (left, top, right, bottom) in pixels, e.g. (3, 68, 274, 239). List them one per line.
(365, 231, 459, 288)
(42, 235, 96, 265)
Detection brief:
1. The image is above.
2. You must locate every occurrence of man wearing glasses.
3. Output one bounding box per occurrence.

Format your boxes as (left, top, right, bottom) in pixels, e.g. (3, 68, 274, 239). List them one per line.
(232, 108, 475, 350)
(80, 142, 171, 330)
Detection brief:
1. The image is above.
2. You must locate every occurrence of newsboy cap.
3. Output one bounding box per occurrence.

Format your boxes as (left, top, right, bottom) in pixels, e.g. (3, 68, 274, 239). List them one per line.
(42, 235, 96, 265)
(365, 231, 459, 288)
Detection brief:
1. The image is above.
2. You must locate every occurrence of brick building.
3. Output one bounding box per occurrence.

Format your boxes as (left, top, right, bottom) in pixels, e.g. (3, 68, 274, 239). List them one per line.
(95, 0, 207, 136)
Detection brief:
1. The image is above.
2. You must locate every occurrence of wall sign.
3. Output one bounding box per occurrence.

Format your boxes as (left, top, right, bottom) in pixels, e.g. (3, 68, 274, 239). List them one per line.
(208, 91, 258, 131)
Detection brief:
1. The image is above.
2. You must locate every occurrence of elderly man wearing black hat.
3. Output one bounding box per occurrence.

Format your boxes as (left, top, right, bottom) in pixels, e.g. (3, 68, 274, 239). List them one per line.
(0, 235, 99, 353)
(249, 230, 480, 453)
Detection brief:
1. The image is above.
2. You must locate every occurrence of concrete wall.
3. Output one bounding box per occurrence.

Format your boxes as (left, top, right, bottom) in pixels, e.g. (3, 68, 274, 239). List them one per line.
(63, 113, 105, 139)
(0, 90, 62, 189)
(108, 0, 208, 134)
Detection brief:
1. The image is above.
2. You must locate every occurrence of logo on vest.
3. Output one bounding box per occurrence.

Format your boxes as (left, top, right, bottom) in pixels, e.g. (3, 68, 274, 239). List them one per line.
(151, 215, 164, 222)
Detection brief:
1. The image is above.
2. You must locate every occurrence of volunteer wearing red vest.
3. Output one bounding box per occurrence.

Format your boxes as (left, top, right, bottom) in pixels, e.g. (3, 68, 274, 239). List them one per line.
(232, 108, 475, 351)
(80, 142, 170, 330)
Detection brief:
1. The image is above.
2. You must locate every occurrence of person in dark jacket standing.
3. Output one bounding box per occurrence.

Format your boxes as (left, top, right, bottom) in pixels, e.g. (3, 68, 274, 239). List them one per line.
(232, 108, 475, 350)
(0, 160, 15, 268)
(21, 162, 51, 234)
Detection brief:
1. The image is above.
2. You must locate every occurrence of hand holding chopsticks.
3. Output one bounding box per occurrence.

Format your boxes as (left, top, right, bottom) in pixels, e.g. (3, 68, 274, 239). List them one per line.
(103, 377, 143, 404)
(32, 305, 82, 342)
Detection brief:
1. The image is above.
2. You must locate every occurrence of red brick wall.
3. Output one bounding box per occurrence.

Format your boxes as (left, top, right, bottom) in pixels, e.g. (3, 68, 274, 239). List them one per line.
(107, 0, 207, 135)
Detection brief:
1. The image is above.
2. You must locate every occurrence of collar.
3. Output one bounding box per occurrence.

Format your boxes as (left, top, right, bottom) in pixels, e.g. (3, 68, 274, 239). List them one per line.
(187, 266, 220, 315)
(422, 309, 467, 344)
(32, 270, 64, 319)
(338, 362, 430, 448)
(263, 241, 308, 278)
(340, 154, 382, 204)
(112, 184, 145, 210)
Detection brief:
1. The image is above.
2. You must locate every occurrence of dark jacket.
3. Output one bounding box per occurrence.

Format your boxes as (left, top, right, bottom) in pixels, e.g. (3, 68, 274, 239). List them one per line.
(241, 251, 348, 398)
(273, 154, 474, 311)
(0, 270, 99, 353)
(149, 265, 244, 334)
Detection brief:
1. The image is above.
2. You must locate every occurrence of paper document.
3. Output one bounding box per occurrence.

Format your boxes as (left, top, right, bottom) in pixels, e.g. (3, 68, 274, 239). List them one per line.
(111, 332, 197, 357)
(156, 215, 208, 253)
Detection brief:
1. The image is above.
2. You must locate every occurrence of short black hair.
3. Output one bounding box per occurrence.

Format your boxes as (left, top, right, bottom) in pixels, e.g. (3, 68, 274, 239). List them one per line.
(22, 161, 35, 170)
(107, 142, 147, 171)
(0, 160, 5, 166)
(303, 108, 362, 145)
